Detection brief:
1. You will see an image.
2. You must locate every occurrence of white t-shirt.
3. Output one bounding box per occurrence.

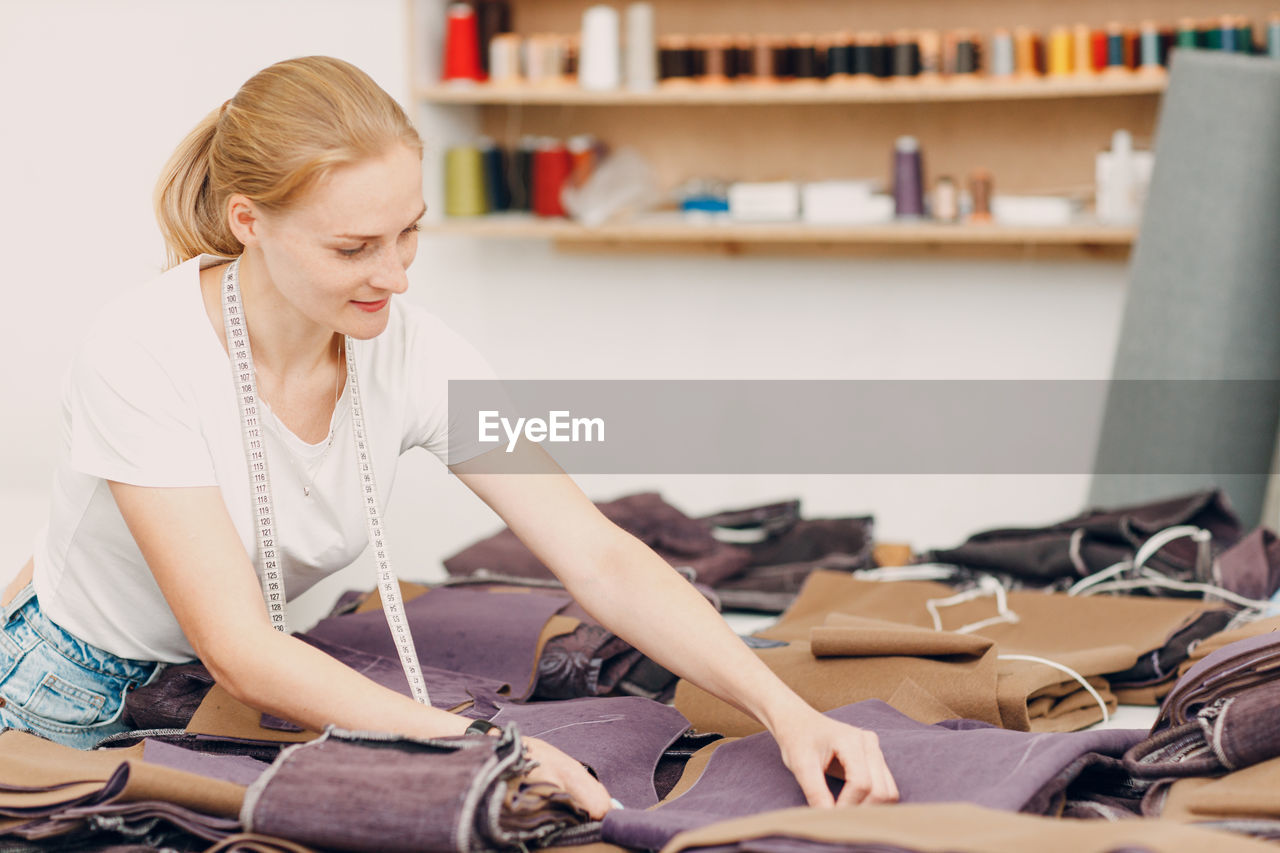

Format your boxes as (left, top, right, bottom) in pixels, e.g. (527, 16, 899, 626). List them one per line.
(32, 255, 496, 663)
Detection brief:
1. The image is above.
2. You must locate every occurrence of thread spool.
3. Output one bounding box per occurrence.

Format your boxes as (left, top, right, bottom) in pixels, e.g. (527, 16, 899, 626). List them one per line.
(444, 145, 486, 217)
(752, 34, 781, 81)
(868, 33, 890, 78)
(1175, 18, 1199, 50)
(625, 3, 657, 91)
(509, 137, 537, 211)
(1089, 28, 1108, 71)
(918, 30, 942, 76)
(701, 35, 734, 82)
(524, 34, 564, 85)
(659, 35, 692, 82)
(770, 35, 793, 80)
(933, 176, 959, 223)
(1234, 18, 1254, 54)
(489, 34, 522, 83)
(989, 29, 1015, 76)
(852, 33, 875, 79)
(1072, 24, 1093, 75)
(891, 31, 920, 78)
(1013, 27, 1040, 76)
(564, 35, 580, 80)
(953, 31, 980, 75)
(1270, 15, 1280, 58)
(478, 138, 509, 213)
(579, 5, 621, 90)
(827, 32, 855, 78)
(443, 4, 484, 82)
(532, 139, 572, 217)
(475, 0, 512, 76)
(1138, 21, 1163, 72)
(892, 136, 925, 219)
(792, 34, 820, 79)
(1104, 23, 1127, 72)
(1046, 27, 1073, 76)
(968, 169, 993, 223)
(733, 35, 756, 77)
(1219, 16, 1238, 52)
(1204, 18, 1223, 51)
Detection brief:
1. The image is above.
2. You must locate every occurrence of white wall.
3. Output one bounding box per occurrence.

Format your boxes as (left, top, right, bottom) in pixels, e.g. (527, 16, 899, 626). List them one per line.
(0, 0, 1128, 630)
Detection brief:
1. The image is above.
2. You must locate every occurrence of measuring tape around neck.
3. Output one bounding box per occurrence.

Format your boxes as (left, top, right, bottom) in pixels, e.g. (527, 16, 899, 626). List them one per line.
(221, 258, 431, 706)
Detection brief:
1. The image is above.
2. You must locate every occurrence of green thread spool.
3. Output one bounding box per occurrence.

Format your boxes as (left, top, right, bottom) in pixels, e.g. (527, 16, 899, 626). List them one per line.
(445, 146, 487, 217)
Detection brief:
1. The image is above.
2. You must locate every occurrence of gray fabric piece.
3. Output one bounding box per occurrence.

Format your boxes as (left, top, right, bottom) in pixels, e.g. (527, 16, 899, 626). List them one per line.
(1090, 52, 1280, 527)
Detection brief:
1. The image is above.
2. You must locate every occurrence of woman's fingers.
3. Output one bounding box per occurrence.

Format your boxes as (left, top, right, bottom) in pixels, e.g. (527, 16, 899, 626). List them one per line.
(524, 737, 614, 819)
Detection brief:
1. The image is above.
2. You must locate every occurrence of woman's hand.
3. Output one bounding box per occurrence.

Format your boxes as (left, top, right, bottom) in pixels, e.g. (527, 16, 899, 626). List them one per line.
(523, 735, 614, 819)
(774, 710, 899, 807)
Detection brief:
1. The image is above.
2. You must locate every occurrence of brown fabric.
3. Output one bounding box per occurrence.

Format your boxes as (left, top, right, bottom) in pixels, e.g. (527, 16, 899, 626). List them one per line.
(204, 833, 322, 853)
(873, 542, 914, 567)
(187, 685, 319, 744)
(1113, 681, 1177, 706)
(0, 730, 245, 819)
(994, 649, 1124, 732)
(674, 622, 1003, 736)
(1156, 756, 1280, 821)
(1178, 615, 1280, 676)
(761, 572, 1225, 663)
(658, 803, 1279, 853)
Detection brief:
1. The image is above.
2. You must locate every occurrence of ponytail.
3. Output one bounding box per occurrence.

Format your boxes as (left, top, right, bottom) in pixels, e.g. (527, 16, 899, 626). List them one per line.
(154, 104, 242, 269)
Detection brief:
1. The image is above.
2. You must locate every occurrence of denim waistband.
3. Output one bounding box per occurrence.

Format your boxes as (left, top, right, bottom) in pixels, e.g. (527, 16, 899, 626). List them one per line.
(3, 584, 156, 683)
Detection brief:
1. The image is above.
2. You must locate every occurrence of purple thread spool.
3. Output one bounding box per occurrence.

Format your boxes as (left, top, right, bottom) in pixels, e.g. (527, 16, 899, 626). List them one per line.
(893, 136, 925, 218)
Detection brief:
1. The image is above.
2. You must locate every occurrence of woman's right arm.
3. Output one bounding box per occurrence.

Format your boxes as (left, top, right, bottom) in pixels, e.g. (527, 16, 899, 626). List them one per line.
(108, 481, 611, 817)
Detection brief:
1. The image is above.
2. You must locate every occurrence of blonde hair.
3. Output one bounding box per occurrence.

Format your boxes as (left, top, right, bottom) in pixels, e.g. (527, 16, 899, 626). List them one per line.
(154, 56, 422, 269)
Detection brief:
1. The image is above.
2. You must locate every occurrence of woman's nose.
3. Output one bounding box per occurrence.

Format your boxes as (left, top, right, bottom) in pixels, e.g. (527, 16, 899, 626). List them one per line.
(371, 251, 410, 294)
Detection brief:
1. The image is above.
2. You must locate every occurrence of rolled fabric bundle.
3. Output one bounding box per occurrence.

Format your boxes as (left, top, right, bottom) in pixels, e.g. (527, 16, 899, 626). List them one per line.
(241, 725, 587, 853)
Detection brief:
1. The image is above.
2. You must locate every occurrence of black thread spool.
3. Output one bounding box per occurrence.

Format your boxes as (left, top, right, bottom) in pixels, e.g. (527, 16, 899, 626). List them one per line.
(892, 31, 921, 77)
(659, 35, 693, 81)
(791, 34, 820, 79)
(732, 34, 755, 78)
(509, 137, 537, 212)
(852, 32, 876, 78)
(954, 33, 981, 74)
(771, 37, 793, 79)
(827, 31, 855, 78)
(870, 34, 890, 78)
(475, 0, 512, 76)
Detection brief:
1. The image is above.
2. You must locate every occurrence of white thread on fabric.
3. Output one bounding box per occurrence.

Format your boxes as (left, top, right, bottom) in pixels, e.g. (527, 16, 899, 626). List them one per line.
(925, 575, 1020, 634)
(1067, 525, 1212, 597)
(1068, 528, 1089, 577)
(996, 653, 1111, 725)
(1077, 576, 1272, 611)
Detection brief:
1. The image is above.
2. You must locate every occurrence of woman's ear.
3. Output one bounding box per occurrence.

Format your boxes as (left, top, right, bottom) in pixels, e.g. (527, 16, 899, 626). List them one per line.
(226, 194, 263, 248)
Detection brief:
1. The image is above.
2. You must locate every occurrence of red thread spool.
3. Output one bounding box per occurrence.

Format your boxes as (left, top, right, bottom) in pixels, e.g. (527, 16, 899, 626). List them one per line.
(533, 141, 573, 217)
(443, 3, 485, 82)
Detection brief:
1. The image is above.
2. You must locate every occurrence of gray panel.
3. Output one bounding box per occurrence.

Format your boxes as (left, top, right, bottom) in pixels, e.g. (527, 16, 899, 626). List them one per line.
(1091, 51, 1280, 526)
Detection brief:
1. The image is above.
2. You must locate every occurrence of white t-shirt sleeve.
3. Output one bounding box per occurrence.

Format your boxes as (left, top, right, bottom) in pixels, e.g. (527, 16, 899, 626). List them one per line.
(67, 331, 217, 487)
(401, 311, 504, 466)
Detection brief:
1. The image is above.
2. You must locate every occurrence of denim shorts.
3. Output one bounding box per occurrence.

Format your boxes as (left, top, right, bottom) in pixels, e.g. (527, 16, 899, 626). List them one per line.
(0, 584, 160, 749)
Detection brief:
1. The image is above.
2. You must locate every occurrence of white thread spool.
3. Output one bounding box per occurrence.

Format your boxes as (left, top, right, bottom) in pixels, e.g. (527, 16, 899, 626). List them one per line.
(579, 5, 621, 90)
(489, 33, 523, 83)
(625, 3, 657, 91)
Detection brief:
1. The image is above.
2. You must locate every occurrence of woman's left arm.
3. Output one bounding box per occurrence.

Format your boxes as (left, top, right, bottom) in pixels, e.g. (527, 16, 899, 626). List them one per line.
(452, 444, 898, 807)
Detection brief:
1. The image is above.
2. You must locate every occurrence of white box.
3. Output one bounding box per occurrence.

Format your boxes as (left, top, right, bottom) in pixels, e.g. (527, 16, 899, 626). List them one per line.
(729, 181, 801, 222)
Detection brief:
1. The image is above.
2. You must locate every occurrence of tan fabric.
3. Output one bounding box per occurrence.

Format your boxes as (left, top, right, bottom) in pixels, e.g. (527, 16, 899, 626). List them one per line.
(995, 648, 1123, 732)
(761, 572, 1224, 664)
(0, 730, 244, 818)
(1112, 680, 1176, 706)
(187, 684, 319, 743)
(675, 621, 1003, 736)
(661, 739, 735, 805)
(659, 803, 1279, 853)
(204, 833, 322, 853)
(872, 543, 914, 567)
(1159, 756, 1280, 821)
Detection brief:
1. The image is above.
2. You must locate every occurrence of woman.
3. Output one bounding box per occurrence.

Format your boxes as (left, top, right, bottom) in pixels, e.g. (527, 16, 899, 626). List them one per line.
(0, 56, 897, 817)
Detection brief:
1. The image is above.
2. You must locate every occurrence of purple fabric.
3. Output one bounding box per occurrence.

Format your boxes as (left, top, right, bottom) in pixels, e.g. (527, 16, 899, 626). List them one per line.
(1216, 527, 1280, 601)
(601, 701, 1144, 851)
(259, 634, 512, 731)
(491, 696, 691, 809)
(1154, 630, 1280, 731)
(304, 587, 570, 699)
(141, 739, 269, 786)
(444, 492, 752, 586)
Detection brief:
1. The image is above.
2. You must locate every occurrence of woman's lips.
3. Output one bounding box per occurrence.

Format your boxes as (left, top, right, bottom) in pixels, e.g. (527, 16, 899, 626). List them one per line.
(352, 298, 389, 313)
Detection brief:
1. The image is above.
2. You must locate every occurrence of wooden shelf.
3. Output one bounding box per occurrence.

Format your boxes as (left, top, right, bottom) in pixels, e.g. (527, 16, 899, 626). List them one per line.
(418, 73, 1168, 105)
(423, 216, 1135, 257)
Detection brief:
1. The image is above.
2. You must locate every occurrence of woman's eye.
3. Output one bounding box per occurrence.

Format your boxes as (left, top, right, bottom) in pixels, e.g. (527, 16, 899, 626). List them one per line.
(338, 245, 365, 257)
(400, 223, 421, 237)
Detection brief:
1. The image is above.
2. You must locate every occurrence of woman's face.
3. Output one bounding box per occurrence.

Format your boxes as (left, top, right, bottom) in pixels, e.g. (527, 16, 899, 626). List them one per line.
(251, 143, 426, 340)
